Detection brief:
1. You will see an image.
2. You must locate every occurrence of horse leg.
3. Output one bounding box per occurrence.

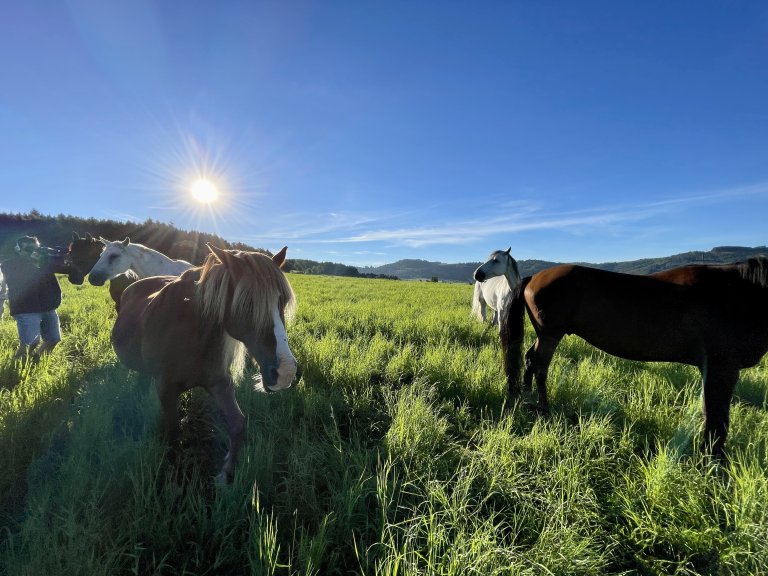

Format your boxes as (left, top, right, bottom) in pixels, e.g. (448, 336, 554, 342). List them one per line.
(491, 308, 498, 326)
(524, 336, 560, 415)
(701, 362, 739, 460)
(523, 343, 536, 392)
(209, 376, 246, 485)
(157, 379, 181, 447)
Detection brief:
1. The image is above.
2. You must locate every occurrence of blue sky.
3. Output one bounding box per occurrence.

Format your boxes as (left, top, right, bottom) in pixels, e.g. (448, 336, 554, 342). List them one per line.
(1, 1, 766, 266)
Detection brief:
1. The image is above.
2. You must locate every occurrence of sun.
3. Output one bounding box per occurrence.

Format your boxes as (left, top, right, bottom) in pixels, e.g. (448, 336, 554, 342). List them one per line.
(191, 179, 220, 203)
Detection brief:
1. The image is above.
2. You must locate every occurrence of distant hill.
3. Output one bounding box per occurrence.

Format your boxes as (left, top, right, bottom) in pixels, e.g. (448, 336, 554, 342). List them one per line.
(359, 259, 479, 283)
(361, 246, 768, 283)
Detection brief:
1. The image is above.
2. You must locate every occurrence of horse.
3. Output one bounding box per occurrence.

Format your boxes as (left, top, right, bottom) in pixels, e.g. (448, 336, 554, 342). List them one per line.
(88, 237, 192, 287)
(112, 244, 297, 484)
(496, 256, 768, 458)
(471, 248, 522, 327)
(67, 232, 138, 310)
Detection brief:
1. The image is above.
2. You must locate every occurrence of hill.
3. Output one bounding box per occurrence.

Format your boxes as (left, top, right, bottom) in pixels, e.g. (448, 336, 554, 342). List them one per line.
(362, 246, 768, 282)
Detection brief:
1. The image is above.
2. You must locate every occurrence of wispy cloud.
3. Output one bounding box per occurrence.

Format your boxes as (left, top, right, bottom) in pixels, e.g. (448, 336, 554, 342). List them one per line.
(238, 181, 768, 250)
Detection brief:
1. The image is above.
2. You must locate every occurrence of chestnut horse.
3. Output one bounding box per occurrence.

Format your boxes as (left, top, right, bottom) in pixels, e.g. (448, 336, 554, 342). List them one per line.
(67, 232, 137, 310)
(112, 244, 297, 483)
(495, 256, 768, 458)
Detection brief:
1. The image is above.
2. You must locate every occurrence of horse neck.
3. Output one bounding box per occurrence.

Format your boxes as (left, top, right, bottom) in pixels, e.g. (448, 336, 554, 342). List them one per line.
(503, 260, 520, 289)
(127, 245, 171, 277)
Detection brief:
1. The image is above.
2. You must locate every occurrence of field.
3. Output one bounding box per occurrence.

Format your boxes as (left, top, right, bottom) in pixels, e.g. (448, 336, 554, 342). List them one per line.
(1, 273, 768, 575)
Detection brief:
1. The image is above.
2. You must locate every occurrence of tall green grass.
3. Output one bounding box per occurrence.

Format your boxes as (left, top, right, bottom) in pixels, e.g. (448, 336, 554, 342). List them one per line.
(1, 274, 768, 575)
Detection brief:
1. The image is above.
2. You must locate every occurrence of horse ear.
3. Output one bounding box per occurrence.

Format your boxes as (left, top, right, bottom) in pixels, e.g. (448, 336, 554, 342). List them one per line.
(122, 237, 130, 247)
(207, 243, 237, 269)
(272, 246, 288, 268)
(85, 232, 93, 242)
(72, 232, 80, 241)
(505, 247, 511, 255)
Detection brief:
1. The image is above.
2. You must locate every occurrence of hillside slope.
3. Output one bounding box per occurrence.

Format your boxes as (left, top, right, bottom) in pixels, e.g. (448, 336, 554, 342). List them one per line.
(361, 246, 768, 282)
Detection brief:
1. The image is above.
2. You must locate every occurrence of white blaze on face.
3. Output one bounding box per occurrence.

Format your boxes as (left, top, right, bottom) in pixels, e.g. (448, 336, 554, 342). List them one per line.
(271, 305, 297, 390)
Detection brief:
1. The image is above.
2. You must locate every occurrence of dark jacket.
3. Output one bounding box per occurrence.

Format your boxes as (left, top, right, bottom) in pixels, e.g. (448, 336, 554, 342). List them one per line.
(0, 256, 62, 315)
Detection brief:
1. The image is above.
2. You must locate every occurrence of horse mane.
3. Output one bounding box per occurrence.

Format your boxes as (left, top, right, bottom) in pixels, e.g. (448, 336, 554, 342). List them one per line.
(738, 256, 768, 288)
(508, 255, 521, 285)
(196, 250, 296, 334)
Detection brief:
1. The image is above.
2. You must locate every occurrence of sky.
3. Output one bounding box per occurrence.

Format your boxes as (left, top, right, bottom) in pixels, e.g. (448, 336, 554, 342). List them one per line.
(1, 1, 767, 267)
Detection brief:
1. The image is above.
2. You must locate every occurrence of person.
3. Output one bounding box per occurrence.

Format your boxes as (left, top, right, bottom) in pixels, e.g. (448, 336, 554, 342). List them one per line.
(0, 236, 63, 359)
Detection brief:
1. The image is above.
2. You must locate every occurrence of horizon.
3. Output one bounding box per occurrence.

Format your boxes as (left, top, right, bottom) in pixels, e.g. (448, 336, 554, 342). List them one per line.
(2, 2, 767, 267)
(7, 208, 766, 270)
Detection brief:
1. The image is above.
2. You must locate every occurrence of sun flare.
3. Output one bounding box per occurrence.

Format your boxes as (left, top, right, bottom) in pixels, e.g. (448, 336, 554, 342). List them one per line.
(191, 179, 220, 203)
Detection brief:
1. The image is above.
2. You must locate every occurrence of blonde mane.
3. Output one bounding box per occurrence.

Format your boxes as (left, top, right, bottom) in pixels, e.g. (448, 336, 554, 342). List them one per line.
(196, 250, 296, 332)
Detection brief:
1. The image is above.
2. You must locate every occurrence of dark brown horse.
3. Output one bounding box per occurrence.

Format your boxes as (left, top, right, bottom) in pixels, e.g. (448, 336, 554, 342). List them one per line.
(491, 256, 768, 457)
(112, 244, 297, 483)
(67, 232, 137, 310)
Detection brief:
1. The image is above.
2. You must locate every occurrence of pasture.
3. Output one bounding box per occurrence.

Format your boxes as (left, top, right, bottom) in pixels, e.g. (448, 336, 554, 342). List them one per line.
(1, 273, 768, 575)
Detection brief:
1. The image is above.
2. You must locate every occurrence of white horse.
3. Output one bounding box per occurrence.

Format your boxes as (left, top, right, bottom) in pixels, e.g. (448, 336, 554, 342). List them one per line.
(471, 248, 522, 329)
(471, 275, 511, 325)
(87, 237, 193, 287)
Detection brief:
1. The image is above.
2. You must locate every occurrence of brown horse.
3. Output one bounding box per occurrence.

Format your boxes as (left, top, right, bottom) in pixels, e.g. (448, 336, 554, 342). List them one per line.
(67, 232, 137, 310)
(491, 256, 768, 458)
(112, 244, 297, 483)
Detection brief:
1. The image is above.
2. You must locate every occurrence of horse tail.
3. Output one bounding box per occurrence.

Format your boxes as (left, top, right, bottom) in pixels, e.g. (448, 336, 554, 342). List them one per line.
(499, 276, 530, 399)
(470, 281, 484, 321)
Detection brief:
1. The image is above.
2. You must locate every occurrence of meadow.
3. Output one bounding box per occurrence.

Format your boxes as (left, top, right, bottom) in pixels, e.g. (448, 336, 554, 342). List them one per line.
(1, 273, 768, 575)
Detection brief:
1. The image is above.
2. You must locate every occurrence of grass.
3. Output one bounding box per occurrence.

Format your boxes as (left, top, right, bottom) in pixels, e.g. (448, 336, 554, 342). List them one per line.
(1, 273, 768, 574)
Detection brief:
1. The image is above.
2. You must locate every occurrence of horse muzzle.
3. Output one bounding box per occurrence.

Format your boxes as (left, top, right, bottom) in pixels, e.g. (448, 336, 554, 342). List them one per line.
(88, 272, 108, 286)
(264, 357, 298, 392)
(67, 266, 87, 285)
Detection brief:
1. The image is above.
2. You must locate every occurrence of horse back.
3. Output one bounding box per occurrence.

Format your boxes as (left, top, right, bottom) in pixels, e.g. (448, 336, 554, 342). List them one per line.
(525, 265, 709, 365)
(653, 262, 768, 367)
(112, 273, 208, 378)
(527, 262, 768, 368)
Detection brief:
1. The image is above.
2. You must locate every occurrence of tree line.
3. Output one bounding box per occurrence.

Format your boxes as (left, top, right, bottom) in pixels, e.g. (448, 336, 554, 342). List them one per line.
(284, 259, 398, 280)
(0, 211, 398, 279)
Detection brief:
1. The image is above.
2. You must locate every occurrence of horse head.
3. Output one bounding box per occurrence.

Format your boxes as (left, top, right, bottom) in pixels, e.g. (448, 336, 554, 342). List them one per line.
(88, 237, 132, 286)
(201, 244, 297, 392)
(474, 247, 520, 286)
(67, 232, 104, 285)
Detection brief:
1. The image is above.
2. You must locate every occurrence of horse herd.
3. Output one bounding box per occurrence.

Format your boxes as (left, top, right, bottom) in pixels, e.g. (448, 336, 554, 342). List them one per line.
(11, 234, 768, 482)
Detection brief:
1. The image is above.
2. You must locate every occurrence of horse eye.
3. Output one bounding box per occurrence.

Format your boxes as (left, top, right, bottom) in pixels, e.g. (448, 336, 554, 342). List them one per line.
(109, 254, 119, 262)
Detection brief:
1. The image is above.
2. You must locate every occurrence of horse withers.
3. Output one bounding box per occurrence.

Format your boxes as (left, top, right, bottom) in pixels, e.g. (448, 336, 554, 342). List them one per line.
(499, 256, 768, 459)
(112, 244, 297, 484)
(471, 248, 522, 329)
